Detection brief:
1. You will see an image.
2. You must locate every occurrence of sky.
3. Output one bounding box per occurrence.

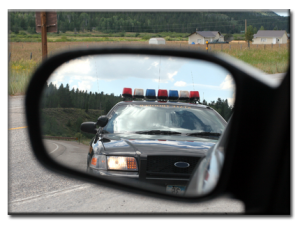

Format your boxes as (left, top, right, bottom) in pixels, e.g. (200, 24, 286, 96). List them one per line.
(49, 54, 236, 106)
(272, 10, 290, 17)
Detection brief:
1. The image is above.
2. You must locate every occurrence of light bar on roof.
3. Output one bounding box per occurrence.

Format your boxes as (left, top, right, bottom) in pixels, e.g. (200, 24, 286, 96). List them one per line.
(145, 89, 156, 99)
(189, 91, 200, 101)
(179, 90, 189, 100)
(168, 90, 179, 100)
(133, 88, 144, 98)
(157, 89, 168, 100)
(122, 88, 132, 98)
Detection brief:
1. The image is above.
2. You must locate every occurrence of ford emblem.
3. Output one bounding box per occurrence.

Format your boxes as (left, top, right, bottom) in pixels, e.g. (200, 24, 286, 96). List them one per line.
(174, 162, 190, 168)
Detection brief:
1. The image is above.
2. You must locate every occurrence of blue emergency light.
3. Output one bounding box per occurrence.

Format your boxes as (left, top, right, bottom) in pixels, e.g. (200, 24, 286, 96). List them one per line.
(168, 90, 179, 100)
(145, 89, 156, 99)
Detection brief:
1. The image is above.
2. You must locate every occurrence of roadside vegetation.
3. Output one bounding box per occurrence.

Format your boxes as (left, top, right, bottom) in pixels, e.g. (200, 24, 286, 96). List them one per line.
(8, 40, 289, 95)
(8, 31, 190, 42)
(221, 48, 289, 74)
(8, 60, 38, 95)
(41, 108, 103, 144)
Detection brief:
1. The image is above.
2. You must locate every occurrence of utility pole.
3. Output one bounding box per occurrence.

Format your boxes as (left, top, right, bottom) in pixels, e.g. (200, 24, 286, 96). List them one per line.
(245, 19, 247, 34)
(41, 12, 48, 61)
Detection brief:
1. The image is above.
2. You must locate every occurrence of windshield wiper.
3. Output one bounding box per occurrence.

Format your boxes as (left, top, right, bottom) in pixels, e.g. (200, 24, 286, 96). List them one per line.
(134, 130, 181, 135)
(186, 132, 221, 137)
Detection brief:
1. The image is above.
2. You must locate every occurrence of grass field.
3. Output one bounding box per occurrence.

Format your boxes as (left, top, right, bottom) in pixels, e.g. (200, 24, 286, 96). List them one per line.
(8, 41, 290, 95)
(8, 31, 190, 42)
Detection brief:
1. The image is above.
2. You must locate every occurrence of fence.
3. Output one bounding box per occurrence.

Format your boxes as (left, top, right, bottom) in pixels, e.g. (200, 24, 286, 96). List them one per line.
(8, 41, 290, 62)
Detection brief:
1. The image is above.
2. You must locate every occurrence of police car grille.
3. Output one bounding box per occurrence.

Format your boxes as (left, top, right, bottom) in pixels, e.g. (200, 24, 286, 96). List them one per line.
(146, 156, 201, 179)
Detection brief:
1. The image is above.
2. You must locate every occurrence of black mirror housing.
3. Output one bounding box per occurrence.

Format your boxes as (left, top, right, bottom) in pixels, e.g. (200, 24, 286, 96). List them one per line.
(24, 46, 290, 214)
(81, 122, 97, 134)
(97, 116, 108, 127)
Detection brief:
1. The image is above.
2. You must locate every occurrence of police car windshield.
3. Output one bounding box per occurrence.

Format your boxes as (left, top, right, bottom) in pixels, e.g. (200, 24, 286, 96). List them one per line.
(104, 104, 226, 135)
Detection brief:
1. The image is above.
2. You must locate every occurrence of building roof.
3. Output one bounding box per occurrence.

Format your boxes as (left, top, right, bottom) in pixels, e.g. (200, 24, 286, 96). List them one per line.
(189, 31, 220, 38)
(253, 30, 286, 38)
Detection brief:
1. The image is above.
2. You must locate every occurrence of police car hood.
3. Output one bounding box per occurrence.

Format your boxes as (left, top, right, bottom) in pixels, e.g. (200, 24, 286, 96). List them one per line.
(101, 133, 217, 156)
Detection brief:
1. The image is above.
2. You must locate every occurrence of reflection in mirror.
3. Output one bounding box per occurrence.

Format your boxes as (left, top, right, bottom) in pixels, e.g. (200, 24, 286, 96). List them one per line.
(40, 54, 235, 198)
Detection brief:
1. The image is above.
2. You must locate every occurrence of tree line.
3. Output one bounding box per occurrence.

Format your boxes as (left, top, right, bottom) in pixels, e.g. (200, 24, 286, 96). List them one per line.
(41, 83, 233, 120)
(9, 11, 289, 35)
(41, 82, 122, 114)
(202, 99, 233, 121)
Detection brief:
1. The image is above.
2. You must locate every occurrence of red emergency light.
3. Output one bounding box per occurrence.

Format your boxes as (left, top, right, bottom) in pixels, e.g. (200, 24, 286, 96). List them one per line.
(157, 89, 168, 100)
(122, 88, 132, 98)
(189, 91, 200, 101)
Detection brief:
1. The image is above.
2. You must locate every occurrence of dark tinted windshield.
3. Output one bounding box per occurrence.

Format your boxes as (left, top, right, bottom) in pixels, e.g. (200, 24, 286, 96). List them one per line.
(104, 104, 226, 134)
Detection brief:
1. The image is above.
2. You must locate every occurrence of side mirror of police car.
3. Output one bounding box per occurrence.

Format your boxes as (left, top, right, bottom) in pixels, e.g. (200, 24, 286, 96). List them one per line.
(97, 116, 108, 127)
(80, 122, 97, 134)
(25, 46, 290, 214)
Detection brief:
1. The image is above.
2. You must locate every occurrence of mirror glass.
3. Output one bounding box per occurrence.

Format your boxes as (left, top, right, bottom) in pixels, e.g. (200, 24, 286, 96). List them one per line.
(40, 54, 235, 197)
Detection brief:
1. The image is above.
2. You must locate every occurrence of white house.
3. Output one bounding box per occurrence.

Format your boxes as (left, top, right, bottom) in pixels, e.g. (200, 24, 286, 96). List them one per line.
(149, 38, 166, 45)
(188, 31, 224, 44)
(252, 30, 288, 44)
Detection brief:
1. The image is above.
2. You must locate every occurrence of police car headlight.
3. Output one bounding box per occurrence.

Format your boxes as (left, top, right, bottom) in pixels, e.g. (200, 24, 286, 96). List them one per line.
(90, 155, 107, 170)
(107, 156, 138, 171)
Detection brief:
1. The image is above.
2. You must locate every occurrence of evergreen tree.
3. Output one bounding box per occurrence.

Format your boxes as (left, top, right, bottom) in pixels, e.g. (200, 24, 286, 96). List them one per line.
(245, 25, 257, 45)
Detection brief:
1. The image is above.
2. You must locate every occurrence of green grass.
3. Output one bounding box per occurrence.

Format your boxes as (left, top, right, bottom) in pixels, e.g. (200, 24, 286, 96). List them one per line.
(232, 33, 245, 40)
(41, 108, 104, 141)
(221, 48, 289, 73)
(8, 60, 38, 95)
(9, 31, 190, 42)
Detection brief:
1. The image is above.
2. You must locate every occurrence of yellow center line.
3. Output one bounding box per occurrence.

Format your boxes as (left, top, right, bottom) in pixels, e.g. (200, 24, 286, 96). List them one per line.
(9, 126, 28, 130)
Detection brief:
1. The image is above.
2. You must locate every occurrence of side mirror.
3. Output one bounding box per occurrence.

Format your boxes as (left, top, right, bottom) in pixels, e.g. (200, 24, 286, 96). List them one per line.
(96, 115, 108, 127)
(80, 122, 97, 134)
(24, 46, 290, 214)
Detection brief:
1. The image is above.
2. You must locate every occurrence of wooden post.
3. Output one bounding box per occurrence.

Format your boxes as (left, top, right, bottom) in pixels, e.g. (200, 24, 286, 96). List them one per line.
(229, 44, 231, 50)
(30, 52, 32, 60)
(41, 12, 47, 61)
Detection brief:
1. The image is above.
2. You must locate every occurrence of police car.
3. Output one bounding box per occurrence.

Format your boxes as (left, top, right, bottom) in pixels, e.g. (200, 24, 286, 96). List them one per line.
(82, 88, 227, 195)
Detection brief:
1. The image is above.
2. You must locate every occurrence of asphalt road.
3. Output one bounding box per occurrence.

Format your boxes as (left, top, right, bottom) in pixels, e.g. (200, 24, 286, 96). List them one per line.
(43, 139, 88, 173)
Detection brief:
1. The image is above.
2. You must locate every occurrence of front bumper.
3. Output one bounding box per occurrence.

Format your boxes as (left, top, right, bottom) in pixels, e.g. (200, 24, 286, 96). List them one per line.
(88, 167, 190, 194)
